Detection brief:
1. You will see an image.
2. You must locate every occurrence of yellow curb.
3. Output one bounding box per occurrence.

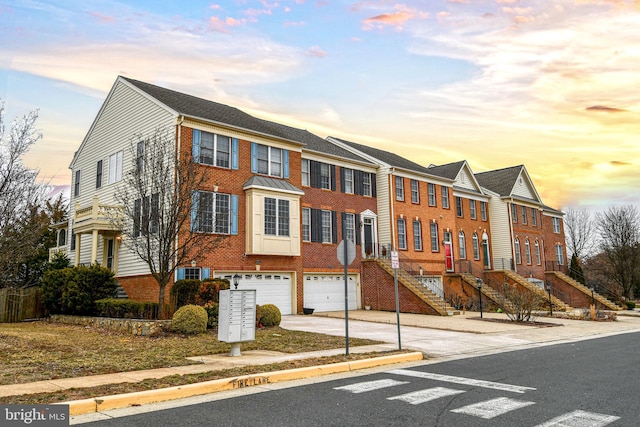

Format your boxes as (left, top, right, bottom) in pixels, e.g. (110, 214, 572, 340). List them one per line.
(65, 352, 423, 416)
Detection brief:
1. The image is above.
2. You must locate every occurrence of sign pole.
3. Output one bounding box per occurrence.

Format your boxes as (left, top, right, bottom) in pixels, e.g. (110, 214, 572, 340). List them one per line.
(343, 217, 350, 356)
(391, 251, 402, 350)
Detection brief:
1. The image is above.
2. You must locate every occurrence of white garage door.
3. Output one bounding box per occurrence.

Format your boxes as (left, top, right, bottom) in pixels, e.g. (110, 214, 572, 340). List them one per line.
(303, 274, 357, 312)
(216, 273, 293, 315)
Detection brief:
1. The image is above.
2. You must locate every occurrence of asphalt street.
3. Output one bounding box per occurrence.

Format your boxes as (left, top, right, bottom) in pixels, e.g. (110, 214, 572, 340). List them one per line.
(76, 331, 640, 426)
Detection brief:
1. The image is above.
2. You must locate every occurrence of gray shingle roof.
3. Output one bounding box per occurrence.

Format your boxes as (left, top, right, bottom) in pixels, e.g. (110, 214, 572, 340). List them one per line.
(475, 165, 523, 196)
(330, 136, 445, 178)
(123, 77, 374, 165)
(123, 77, 303, 144)
(243, 176, 304, 194)
(427, 161, 466, 180)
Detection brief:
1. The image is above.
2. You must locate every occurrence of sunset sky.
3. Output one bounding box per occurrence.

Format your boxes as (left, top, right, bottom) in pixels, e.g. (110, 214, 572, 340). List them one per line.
(2, 0, 639, 211)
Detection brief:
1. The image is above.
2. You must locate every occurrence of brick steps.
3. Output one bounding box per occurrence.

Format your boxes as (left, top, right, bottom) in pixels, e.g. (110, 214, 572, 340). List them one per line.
(460, 274, 516, 312)
(503, 270, 572, 312)
(376, 258, 459, 316)
(549, 271, 624, 311)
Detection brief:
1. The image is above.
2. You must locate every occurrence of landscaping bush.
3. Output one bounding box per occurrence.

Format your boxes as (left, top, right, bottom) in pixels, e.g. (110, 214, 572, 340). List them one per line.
(95, 298, 158, 319)
(62, 265, 118, 315)
(198, 278, 230, 304)
(259, 304, 281, 327)
(202, 302, 219, 328)
(626, 301, 636, 310)
(41, 267, 73, 315)
(41, 265, 117, 315)
(171, 304, 208, 334)
(170, 279, 201, 310)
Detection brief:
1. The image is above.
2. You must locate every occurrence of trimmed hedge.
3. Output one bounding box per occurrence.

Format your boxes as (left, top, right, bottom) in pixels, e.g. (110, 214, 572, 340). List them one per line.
(259, 304, 281, 327)
(95, 298, 159, 319)
(171, 304, 208, 334)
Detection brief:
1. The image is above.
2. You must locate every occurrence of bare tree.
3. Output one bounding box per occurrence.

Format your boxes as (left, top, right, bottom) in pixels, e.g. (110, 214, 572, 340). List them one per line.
(595, 205, 640, 300)
(0, 103, 49, 287)
(563, 208, 596, 260)
(112, 126, 226, 318)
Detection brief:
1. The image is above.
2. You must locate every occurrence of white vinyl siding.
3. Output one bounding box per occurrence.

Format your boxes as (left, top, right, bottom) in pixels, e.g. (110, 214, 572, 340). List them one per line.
(69, 79, 175, 277)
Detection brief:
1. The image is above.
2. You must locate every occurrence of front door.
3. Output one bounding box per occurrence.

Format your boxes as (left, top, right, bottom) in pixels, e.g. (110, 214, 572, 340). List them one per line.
(444, 231, 454, 272)
(363, 219, 374, 257)
(482, 232, 491, 269)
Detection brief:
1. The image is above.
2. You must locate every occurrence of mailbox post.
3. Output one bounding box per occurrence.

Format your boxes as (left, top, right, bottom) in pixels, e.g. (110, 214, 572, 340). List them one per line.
(218, 289, 256, 356)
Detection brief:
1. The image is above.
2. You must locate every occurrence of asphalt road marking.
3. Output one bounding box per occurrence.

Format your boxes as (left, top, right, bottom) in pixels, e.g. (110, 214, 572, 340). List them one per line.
(533, 410, 621, 427)
(451, 396, 536, 419)
(387, 386, 466, 405)
(388, 369, 536, 393)
(333, 379, 409, 394)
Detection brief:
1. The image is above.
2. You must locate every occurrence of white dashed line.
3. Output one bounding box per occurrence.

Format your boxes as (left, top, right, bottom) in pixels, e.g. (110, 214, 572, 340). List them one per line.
(534, 410, 621, 427)
(333, 379, 409, 394)
(388, 369, 536, 393)
(451, 397, 536, 419)
(387, 387, 466, 405)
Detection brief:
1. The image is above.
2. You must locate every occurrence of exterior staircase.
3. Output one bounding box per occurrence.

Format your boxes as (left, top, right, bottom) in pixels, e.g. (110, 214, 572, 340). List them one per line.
(549, 271, 624, 311)
(376, 258, 459, 316)
(460, 274, 516, 312)
(503, 270, 573, 312)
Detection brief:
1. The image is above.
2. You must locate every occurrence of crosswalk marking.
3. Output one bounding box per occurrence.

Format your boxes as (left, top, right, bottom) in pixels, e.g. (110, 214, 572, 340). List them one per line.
(333, 379, 409, 394)
(387, 386, 465, 405)
(533, 410, 621, 427)
(450, 397, 536, 419)
(388, 369, 536, 393)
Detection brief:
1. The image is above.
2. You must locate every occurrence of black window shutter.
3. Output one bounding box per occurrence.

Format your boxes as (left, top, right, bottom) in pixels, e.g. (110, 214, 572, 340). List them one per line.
(356, 216, 361, 245)
(340, 167, 345, 193)
(332, 210, 338, 243)
(330, 165, 336, 191)
(310, 161, 319, 188)
(311, 208, 320, 243)
(371, 174, 377, 197)
(354, 170, 362, 195)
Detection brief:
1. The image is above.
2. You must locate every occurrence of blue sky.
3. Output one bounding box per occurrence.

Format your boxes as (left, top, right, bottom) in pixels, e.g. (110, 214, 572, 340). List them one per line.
(2, 0, 639, 210)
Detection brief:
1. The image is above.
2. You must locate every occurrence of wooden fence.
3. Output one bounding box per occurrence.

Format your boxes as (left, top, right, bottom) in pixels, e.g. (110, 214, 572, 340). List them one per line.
(0, 287, 44, 322)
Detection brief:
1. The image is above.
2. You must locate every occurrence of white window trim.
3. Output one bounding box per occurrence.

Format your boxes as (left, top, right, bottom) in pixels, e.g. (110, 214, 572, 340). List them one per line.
(108, 151, 123, 184)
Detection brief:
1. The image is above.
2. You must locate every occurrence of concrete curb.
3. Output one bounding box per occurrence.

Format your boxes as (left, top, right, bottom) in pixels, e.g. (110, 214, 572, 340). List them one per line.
(62, 352, 423, 415)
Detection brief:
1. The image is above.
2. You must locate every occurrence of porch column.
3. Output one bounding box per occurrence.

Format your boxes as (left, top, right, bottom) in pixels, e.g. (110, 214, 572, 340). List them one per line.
(74, 234, 81, 266)
(91, 229, 99, 265)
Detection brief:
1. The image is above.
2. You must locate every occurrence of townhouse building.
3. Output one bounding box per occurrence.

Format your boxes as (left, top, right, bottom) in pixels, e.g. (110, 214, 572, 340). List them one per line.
(475, 165, 568, 282)
(55, 75, 597, 317)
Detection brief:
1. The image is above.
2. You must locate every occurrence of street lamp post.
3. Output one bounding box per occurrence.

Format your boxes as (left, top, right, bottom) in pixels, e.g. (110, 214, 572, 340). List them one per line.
(476, 278, 483, 319)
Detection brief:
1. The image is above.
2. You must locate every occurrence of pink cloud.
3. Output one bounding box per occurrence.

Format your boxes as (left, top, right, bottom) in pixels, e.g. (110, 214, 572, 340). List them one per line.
(207, 16, 229, 32)
(363, 11, 413, 30)
(306, 46, 328, 57)
(209, 4, 222, 10)
(86, 11, 117, 24)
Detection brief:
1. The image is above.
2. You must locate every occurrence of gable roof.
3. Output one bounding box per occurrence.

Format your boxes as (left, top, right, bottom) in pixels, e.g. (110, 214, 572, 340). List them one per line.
(427, 161, 466, 180)
(328, 136, 450, 180)
(475, 165, 524, 197)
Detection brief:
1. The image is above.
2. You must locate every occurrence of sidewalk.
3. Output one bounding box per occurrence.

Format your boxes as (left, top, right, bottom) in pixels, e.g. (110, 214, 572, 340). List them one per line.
(3, 309, 640, 403)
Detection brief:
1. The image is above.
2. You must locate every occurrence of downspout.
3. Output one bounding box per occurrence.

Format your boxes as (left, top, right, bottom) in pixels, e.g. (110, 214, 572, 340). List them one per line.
(507, 198, 517, 273)
(173, 115, 185, 281)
